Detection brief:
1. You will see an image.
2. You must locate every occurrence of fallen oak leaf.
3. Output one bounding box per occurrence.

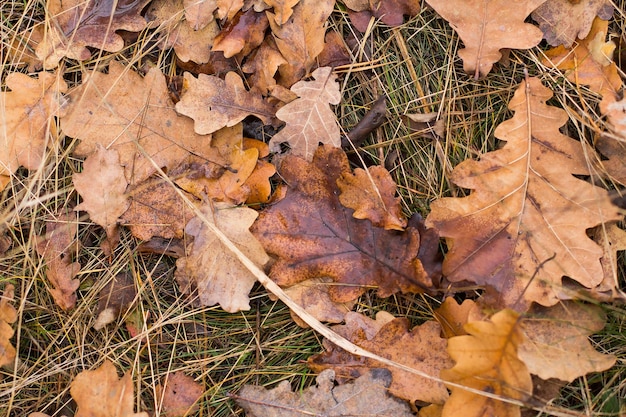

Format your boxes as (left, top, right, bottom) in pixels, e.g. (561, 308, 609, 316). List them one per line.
(93, 272, 137, 331)
(268, 67, 341, 161)
(589, 222, 626, 298)
(217, 0, 244, 19)
(0, 284, 17, 368)
(212, 9, 269, 58)
(251, 145, 434, 304)
(425, 0, 545, 78)
(234, 368, 414, 417)
(344, 0, 420, 33)
(156, 371, 204, 417)
(264, 0, 300, 25)
(184, 0, 217, 31)
(175, 201, 269, 312)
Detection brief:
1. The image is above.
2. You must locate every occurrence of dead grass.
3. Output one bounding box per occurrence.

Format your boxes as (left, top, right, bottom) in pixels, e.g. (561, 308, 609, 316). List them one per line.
(1, 1, 625, 416)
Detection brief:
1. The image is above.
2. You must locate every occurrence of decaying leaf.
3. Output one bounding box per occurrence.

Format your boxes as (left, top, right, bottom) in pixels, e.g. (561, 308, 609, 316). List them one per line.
(235, 368, 414, 417)
(425, 0, 545, 78)
(0, 71, 67, 190)
(0, 284, 17, 368)
(156, 371, 204, 417)
(308, 312, 452, 404)
(531, 0, 613, 47)
(268, 67, 341, 161)
(62, 61, 222, 185)
(425, 77, 622, 309)
(344, 0, 420, 33)
(70, 360, 149, 417)
(268, 0, 334, 87)
(252, 145, 433, 304)
(212, 9, 269, 58)
(442, 309, 532, 417)
(337, 165, 407, 231)
(36, 213, 81, 311)
(93, 272, 137, 331)
(175, 202, 269, 312)
(73, 145, 129, 255)
(517, 301, 616, 382)
(35, 0, 149, 68)
(175, 71, 276, 135)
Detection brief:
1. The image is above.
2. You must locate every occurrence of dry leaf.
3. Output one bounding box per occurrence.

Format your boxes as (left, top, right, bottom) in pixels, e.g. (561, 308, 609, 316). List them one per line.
(425, 77, 622, 310)
(442, 309, 532, 417)
(531, 0, 613, 47)
(518, 301, 616, 382)
(36, 213, 81, 311)
(242, 38, 288, 95)
(4, 28, 43, 71)
(268, 67, 341, 161)
(603, 96, 626, 141)
(590, 222, 626, 296)
(36, 0, 149, 68)
(337, 165, 407, 231)
(156, 372, 204, 417)
(175, 202, 270, 312)
(70, 360, 149, 417)
(235, 368, 414, 417)
(0, 284, 17, 368)
(212, 9, 270, 58)
(308, 312, 453, 404)
(73, 145, 129, 255)
(345, 0, 420, 33)
(217, 0, 245, 19)
(425, 0, 545, 78)
(265, 0, 300, 25)
(433, 297, 481, 338)
(93, 272, 137, 331)
(268, 0, 334, 87)
(184, 0, 217, 30)
(62, 62, 220, 185)
(252, 145, 433, 304)
(175, 71, 276, 135)
(0, 71, 67, 190)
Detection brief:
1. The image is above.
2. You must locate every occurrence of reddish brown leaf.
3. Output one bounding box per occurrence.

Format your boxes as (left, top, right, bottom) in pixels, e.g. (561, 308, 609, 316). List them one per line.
(337, 165, 407, 231)
(309, 312, 452, 404)
(0, 284, 17, 368)
(212, 9, 269, 58)
(425, 0, 545, 78)
(36, 213, 81, 311)
(156, 372, 204, 417)
(251, 145, 433, 304)
(345, 0, 420, 33)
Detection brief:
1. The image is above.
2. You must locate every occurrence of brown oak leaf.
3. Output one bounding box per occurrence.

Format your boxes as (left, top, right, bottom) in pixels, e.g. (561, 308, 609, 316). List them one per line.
(175, 71, 276, 135)
(517, 301, 616, 382)
(156, 372, 204, 417)
(73, 145, 129, 255)
(0, 71, 67, 190)
(268, 67, 341, 161)
(235, 369, 414, 417)
(36, 212, 81, 311)
(175, 202, 269, 312)
(603, 96, 626, 141)
(309, 312, 452, 404)
(212, 9, 270, 58)
(268, 0, 334, 87)
(35, 0, 149, 68)
(242, 37, 288, 95)
(217, 0, 245, 20)
(442, 309, 532, 417)
(589, 222, 626, 297)
(265, 0, 300, 25)
(0, 284, 17, 368)
(425, 77, 622, 310)
(93, 272, 137, 331)
(70, 360, 149, 417)
(338, 165, 407, 231)
(62, 61, 222, 185)
(344, 0, 420, 33)
(531, 0, 613, 47)
(251, 145, 433, 304)
(184, 0, 217, 31)
(425, 0, 545, 78)
(433, 297, 481, 338)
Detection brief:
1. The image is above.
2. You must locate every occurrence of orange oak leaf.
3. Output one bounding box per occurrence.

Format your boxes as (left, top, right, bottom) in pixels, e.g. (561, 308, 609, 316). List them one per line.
(184, 0, 217, 31)
(268, 0, 334, 87)
(425, 0, 545, 78)
(175, 71, 276, 135)
(73, 145, 129, 255)
(0, 284, 17, 368)
(235, 369, 414, 417)
(175, 202, 270, 312)
(265, 0, 300, 25)
(441, 309, 532, 417)
(433, 297, 481, 338)
(425, 77, 622, 310)
(212, 9, 269, 58)
(268, 67, 341, 161)
(35, 0, 149, 68)
(0, 71, 67, 190)
(156, 372, 204, 417)
(344, 0, 420, 33)
(517, 301, 616, 382)
(242, 38, 287, 95)
(308, 311, 453, 404)
(531, 0, 613, 47)
(62, 61, 220, 185)
(121, 179, 199, 241)
(35, 213, 81, 311)
(251, 145, 433, 304)
(338, 165, 407, 231)
(146, 0, 220, 64)
(70, 360, 149, 417)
